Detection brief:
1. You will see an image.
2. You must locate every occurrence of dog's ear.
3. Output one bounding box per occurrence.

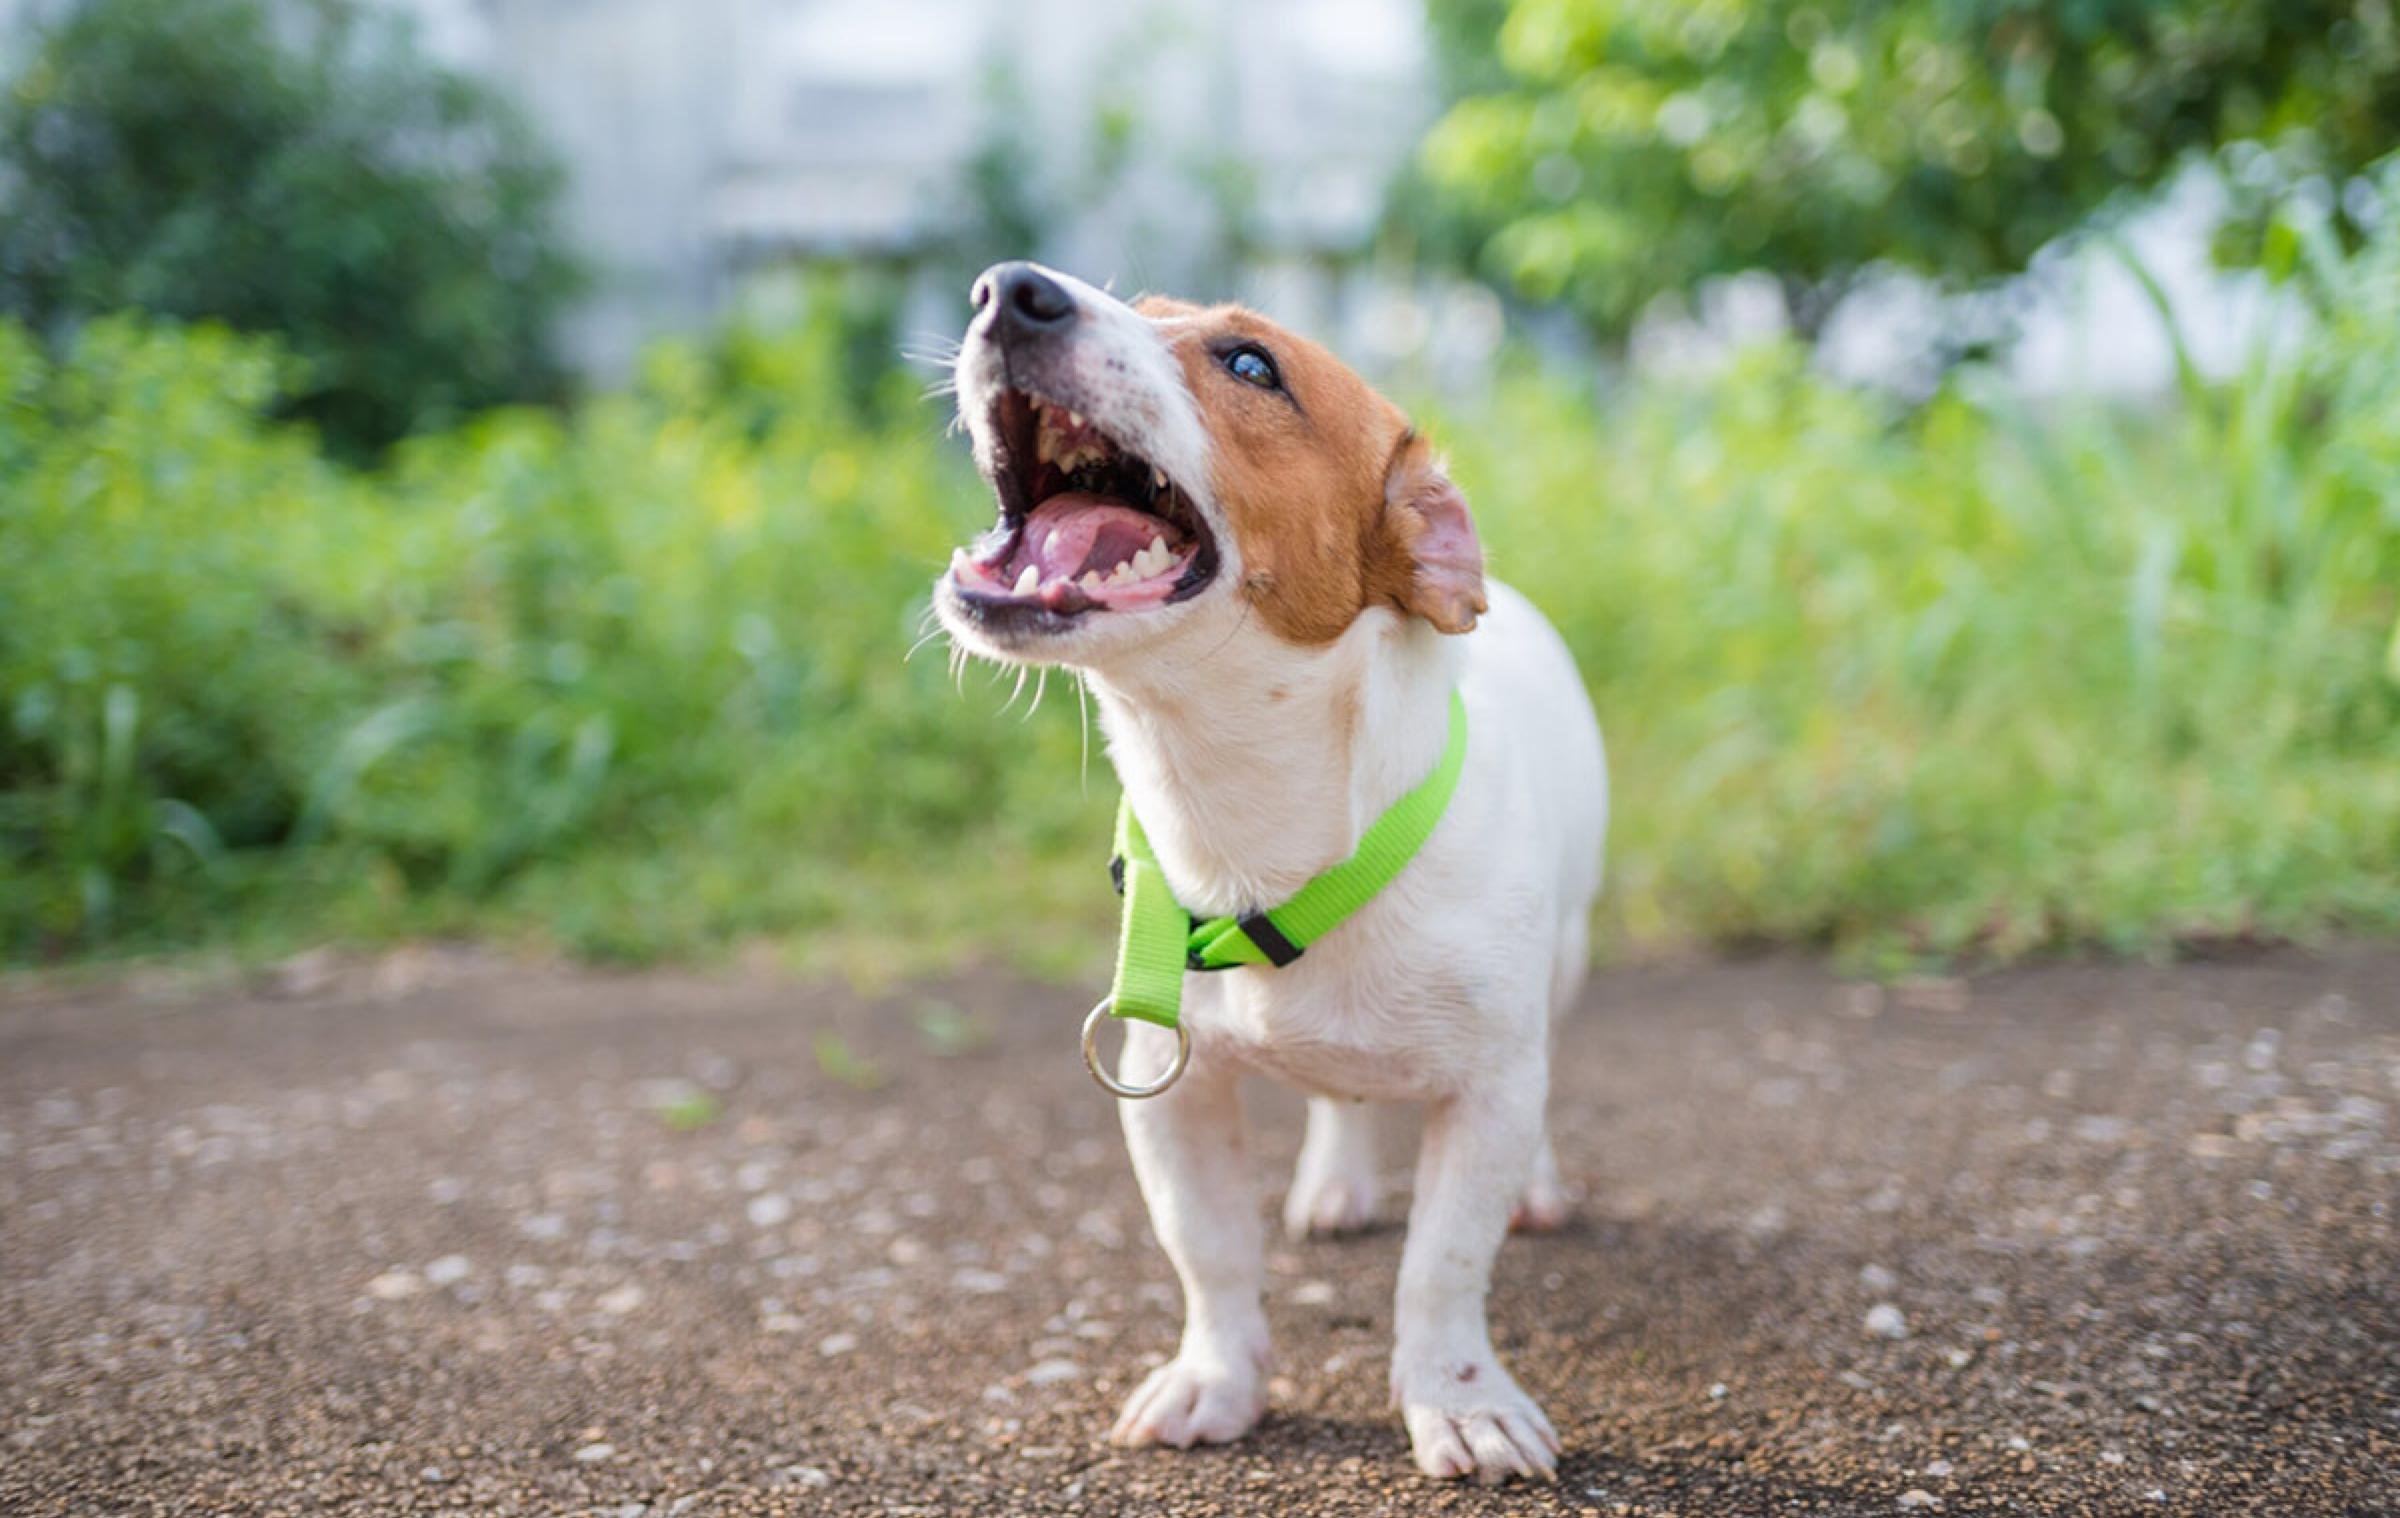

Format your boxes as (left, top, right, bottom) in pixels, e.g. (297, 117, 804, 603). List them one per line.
(1378, 432, 1487, 635)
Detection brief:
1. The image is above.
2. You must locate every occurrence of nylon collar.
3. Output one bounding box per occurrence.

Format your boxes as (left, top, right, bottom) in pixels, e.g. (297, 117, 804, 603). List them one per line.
(1104, 690, 1469, 1033)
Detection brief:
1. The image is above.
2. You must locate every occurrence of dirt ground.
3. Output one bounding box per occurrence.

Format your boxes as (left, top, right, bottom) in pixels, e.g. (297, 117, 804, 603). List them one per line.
(3, 946, 2396, 1517)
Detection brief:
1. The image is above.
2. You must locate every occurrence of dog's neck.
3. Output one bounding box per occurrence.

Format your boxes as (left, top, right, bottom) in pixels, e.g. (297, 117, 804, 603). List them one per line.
(1086, 609, 1461, 918)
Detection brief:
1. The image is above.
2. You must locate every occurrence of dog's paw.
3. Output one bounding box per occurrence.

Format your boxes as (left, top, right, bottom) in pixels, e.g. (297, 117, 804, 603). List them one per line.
(1282, 1164, 1381, 1238)
(1108, 1355, 1265, 1450)
(1395, 1360, 1560, 1484)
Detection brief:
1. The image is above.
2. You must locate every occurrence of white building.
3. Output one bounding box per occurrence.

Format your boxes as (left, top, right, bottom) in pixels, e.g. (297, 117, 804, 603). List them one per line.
(391, 0, 1435, 375)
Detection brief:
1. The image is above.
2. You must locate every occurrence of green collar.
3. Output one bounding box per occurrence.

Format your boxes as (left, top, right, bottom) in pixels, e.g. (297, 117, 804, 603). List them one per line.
(1101, 690, 1469, 1054)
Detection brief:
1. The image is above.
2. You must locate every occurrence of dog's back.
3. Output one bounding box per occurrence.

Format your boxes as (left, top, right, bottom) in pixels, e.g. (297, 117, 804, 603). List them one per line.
(1459, 579, 1607, 1013)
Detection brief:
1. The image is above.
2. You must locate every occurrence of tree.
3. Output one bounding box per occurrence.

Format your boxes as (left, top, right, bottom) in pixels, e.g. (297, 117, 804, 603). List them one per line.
(1415, 0, 2400, 339)
(0, 0, 581, 453)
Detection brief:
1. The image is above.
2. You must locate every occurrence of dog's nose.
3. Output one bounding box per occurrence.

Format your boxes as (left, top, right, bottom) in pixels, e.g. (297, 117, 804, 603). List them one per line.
(974, 262, 1077, 337)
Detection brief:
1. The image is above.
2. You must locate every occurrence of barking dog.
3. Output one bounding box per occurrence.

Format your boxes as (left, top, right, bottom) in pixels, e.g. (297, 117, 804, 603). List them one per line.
(935, 263, 1607, 1483)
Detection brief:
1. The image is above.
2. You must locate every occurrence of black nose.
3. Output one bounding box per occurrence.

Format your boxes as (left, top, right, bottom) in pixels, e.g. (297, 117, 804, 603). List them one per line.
(973, 262, 1076, 336)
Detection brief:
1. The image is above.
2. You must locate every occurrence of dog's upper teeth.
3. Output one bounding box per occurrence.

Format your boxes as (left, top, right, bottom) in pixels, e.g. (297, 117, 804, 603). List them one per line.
(1152, 467, 1168, 492)
(1012, 565, 1039, 596)
(1067, 410, 1085, 429)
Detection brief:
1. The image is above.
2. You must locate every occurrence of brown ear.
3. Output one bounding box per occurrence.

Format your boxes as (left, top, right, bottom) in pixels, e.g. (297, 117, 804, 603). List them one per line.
(1378, 433, 1487, 634)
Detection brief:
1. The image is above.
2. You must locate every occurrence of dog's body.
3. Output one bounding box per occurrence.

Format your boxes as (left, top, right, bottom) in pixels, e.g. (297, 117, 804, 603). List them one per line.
(936, 264, 1606, 1482)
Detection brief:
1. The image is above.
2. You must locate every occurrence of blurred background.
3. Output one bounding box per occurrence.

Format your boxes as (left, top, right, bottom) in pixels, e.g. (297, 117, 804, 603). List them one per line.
(2, 0, 2396, 980)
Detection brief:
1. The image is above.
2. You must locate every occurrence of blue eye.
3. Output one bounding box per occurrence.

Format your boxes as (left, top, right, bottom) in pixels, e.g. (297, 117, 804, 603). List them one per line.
(1225, 346, 1279, 389)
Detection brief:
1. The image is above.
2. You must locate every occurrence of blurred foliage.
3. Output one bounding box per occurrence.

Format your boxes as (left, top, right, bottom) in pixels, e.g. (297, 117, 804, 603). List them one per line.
(0, 0, 579, 455)
(1416, 0, 2400, 337)
(4, 206, 2399, 972)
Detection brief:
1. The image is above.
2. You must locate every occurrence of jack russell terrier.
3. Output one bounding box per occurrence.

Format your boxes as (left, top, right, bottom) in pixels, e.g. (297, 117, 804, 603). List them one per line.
(934, 262, 1607, 1483)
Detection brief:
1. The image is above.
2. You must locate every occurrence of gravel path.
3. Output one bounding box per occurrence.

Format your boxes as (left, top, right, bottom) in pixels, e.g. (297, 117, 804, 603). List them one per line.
(4, 947, 2396, 1516)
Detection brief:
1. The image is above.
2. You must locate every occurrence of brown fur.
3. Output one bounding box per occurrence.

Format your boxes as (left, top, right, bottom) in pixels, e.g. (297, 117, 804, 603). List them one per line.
(1133, 298, 1486, 645)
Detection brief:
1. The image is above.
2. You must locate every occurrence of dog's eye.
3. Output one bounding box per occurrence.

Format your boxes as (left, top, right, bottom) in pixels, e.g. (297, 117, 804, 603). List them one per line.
(1224, 345, 1279, 390)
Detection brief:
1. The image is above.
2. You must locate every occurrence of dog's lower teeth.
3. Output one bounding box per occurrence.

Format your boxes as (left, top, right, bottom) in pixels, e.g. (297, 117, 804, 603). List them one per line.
(1013, 565, 1039, 595)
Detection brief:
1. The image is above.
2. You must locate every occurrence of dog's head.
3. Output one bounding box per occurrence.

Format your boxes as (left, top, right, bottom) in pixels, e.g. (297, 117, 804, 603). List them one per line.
(935, 263, 1485, 674)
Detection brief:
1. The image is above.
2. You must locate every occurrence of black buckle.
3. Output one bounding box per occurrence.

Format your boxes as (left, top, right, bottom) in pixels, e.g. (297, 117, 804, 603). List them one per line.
(1236, 912, 1305, 968)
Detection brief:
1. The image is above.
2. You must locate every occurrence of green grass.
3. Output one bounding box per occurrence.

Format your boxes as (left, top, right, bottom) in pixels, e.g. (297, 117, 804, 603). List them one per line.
(4, 223, 2397, 979)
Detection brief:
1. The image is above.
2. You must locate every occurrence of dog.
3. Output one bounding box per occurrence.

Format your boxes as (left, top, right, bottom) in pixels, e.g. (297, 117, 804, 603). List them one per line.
(934, 262, 1607, 1483)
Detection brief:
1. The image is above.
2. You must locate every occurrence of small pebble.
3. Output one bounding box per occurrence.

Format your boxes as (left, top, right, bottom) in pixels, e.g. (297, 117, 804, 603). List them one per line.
(365, 1270, 421, 1301)
(1864, 1303, 1909, 1340)
(424, 1254, 472, 1287)
(1024, 1358, 1080, 1386)
(1897, 1491, 1941, 1510)
(746, 1193, 793, 1228)
(818, 1332, 857, 1357)
(573, 1441, 615, 1463)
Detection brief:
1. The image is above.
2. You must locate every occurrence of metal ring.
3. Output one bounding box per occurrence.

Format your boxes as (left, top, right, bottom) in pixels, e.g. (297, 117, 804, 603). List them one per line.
(1081, 998, 1191, 1099)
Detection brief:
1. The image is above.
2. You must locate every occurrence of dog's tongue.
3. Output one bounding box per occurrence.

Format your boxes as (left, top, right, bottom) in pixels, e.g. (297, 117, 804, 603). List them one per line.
(1022, 494, 1170, 580)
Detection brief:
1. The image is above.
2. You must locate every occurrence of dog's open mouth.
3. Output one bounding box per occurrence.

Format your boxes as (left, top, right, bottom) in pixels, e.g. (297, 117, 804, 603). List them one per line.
(949, 390, 1218, 619)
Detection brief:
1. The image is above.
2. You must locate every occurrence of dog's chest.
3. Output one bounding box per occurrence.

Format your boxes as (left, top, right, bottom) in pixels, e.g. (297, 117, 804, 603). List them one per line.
(1182, 942, 1490, 1102)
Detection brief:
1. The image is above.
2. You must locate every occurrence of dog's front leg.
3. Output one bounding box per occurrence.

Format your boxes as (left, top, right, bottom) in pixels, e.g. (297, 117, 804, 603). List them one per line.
(1390, 1061, 1560, 1482)
(1107, 1026, 1269, 1450)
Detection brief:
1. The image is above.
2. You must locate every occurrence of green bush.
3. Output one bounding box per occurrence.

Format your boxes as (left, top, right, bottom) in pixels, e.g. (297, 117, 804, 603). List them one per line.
(3, 227, 2396, 974)
(1417, 0, 2400, 338)
(1469, 217, 2400, 958)
(0, 0, 579, 455)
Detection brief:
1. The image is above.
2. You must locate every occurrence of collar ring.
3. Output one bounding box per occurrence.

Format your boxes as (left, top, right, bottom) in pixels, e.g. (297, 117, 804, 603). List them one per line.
(1081, 998, 1192, 1099)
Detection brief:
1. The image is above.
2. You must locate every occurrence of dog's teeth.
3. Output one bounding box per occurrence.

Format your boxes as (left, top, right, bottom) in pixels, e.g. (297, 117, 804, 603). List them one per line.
(1080, 571, 1103, 593)
(1147, 534, 1167, 560)
(1109, 561, 1135, 585)
(1012, 565, 1039, 596)
(1152, 467, 1168, 492)
(1068, 410, 1085, 428)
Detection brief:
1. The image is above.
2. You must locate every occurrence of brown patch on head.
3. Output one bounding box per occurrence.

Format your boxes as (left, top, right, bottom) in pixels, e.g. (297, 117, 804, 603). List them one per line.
(1132, 298, 1486, 644)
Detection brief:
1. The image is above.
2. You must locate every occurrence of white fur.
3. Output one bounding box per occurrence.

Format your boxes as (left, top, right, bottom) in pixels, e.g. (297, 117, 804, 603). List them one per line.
(938, 266, 1608, 1483)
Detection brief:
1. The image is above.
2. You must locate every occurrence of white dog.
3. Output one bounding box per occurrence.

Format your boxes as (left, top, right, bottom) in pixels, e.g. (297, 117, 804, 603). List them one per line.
(934, 263, 1607, 1483)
